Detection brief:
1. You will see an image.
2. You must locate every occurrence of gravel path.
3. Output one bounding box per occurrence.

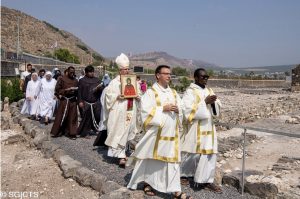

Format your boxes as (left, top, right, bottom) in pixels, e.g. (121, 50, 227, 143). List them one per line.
(25, 117, 259, 198)
(51, 133, 258, 199)
(19, 88, 300, 198)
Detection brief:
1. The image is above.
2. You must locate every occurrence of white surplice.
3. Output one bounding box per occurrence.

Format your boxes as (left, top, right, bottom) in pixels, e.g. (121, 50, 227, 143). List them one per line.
(180, 83, 221, 183)
(104, 75, 141, 157)
(35, 78, 56, 118)
(127, 83, 183, 193)
(21, 80, 39, 115)
(98, 86, 108, 131)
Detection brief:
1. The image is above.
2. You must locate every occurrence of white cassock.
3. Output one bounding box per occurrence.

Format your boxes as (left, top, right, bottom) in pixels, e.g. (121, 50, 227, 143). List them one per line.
(105, 75, 141, 158)
(35, 78, 57, 118)
(98, 86, 108, 131)
(181, 83, 221, 183)
(127, 82, 183, 193)
(20, 71, 30, 80)
(21, 80, 40, 115)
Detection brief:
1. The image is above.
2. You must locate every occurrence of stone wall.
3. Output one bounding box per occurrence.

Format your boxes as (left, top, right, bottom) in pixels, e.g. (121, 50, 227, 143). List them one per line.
(137, 75, 289, 89)
(208, 79, 289, 88)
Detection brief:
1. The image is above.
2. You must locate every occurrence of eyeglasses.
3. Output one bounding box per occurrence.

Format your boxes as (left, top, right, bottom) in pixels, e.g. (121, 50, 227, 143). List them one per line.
(199, 75, 210, 79)
(159, 73, 171, 76)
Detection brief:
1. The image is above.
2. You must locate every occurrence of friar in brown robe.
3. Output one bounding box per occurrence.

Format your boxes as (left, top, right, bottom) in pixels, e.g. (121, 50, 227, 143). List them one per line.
(50, 66, 78, 139)
(77, 65, 103, 138)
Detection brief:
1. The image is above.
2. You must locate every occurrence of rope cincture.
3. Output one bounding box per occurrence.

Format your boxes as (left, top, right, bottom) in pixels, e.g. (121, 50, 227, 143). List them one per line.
(85, 101, 100, 131)
(60, 96, 75, 126)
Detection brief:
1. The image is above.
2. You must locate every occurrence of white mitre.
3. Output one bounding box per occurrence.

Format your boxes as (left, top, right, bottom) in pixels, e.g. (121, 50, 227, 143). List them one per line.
(115, 53, 130, 69)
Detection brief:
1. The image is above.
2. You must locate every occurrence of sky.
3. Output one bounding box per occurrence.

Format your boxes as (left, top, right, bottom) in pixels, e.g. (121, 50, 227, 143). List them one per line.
(2, 0, 300, 67)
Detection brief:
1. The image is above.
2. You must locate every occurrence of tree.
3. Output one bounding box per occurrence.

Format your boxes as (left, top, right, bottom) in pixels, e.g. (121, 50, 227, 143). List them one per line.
(285, 71, 290, 76)
(54, 48, 80, 64)
(174, 77, 192, 92)
(207, 69, 214, 77)
(172, 66, 188, 76)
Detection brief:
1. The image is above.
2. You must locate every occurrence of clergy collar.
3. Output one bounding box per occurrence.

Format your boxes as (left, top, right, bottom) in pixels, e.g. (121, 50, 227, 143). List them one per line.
(190, 83, 206, 90)
(155, 82, 171, 93)
(195, 82, 205, 89)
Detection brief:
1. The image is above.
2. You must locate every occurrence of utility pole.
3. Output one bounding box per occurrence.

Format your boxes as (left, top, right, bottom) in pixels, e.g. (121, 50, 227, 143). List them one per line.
(16, 17, 20, 59)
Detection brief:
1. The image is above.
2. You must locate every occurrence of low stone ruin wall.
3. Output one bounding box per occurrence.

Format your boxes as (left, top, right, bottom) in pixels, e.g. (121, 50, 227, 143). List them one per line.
(207, 79, 290, 88)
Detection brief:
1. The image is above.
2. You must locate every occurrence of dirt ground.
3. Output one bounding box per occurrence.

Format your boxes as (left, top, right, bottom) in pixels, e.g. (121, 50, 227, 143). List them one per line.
(217, 112, 300, 197)
(1, 129, 99, 199)
(1, 87, 299, 198)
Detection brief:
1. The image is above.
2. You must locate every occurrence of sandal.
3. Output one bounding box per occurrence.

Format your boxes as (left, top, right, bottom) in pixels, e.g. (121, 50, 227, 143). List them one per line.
(143, 184, 156, 196)
(119, 158, 126, 168)
(204, 183, 222, 194)
(173, 192, 192, 199)
(180, 177, 190, 185)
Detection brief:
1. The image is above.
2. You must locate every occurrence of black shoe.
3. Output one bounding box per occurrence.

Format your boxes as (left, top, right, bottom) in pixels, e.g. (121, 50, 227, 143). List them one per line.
(68, 135, 77, 140)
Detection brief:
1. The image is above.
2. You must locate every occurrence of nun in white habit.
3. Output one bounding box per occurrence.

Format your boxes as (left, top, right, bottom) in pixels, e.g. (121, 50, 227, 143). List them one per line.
(35, 71, 57, 125)
(21, 72, 39, 118)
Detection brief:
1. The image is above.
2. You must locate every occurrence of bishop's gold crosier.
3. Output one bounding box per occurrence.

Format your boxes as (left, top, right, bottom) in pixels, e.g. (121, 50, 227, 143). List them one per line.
(143, 87, 180, 162)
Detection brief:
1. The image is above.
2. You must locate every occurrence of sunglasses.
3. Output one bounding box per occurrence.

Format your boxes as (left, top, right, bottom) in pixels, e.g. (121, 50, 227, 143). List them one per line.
(199, 75, 210, 79)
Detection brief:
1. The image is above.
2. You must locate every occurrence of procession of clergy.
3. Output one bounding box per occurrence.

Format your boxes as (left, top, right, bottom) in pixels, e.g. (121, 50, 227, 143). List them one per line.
(21, 53, 223, 199)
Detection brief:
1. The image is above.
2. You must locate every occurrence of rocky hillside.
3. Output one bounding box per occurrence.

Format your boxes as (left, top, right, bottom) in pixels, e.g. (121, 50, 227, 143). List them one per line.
(129, 51, 222, 70)
(1, 6, 103, 65)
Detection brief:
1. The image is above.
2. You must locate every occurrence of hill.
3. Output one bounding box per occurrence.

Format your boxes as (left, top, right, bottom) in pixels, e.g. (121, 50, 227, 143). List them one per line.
(1, 6, 103, 65)
(129, 51, 222, 70)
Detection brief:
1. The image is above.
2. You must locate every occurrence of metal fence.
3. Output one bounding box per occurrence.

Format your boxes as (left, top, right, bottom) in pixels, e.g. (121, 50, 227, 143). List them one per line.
(1, 50, 83, 68)
(216, 121, 300, 196)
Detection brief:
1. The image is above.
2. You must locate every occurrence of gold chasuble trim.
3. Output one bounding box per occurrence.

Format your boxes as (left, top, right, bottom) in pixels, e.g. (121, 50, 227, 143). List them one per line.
(143, 107, 156, 129)
(143, 88, 161, 129)
(187, 89, 200, 123)
(152, 88, 179, 163)
(196, 121, 215, 154)
(195, 87, 215, 155)
(152, 88, 161, 106)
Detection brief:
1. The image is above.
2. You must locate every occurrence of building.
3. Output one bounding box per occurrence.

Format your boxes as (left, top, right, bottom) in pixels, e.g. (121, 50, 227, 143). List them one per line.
(291, 64, 300, 92)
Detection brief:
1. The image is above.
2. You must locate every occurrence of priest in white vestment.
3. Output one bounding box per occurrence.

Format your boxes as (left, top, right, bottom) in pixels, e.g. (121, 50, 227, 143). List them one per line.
(127, 65, 192, 199)
(20, 63, 32, 92)
(35, 71, 57, 125)
(104, 53, 141, 167)
(21, 72, 39, 118)
(180, 68, 222, 193)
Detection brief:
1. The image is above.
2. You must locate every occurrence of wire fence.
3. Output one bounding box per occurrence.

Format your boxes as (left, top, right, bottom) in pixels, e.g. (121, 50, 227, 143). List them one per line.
(215, 121, 300, 196)
(1, 49, 83, 67)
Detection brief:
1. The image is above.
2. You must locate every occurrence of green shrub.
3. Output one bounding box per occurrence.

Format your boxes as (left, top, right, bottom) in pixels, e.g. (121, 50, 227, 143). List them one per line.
(54, 48, 80, 64)
(43, 21, 60, 32)
(1, 77, 23, 102)
(44, 51, 54, 58)
(92, 53, 104, 62)
(77, 44, 89, 53)
(59, 31, 69, 38)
